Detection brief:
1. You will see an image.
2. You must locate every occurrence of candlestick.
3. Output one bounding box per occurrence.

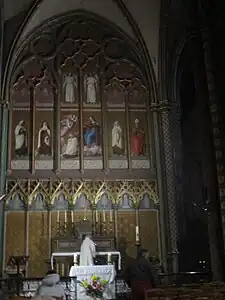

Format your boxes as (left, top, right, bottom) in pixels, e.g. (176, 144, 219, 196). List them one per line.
(64, 210, 67, 223)
(57, 211, 59, 223)
(103, 210, 106, 222)
(110, 210, 113, 222)
(71, 210, 74, 223)
(96, 210, 98, 223)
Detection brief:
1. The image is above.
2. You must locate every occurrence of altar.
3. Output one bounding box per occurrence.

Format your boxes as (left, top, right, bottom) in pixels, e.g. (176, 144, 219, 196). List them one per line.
(51, 251, 121, 270)
(69, 265, 116, 300)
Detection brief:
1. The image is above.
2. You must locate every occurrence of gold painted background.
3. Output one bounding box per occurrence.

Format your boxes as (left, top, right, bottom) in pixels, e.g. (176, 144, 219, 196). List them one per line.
(5, 210, 158, 276)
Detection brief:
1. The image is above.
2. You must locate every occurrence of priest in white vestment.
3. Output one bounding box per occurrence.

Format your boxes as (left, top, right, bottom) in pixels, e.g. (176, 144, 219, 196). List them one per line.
(79, 235, 96, 266)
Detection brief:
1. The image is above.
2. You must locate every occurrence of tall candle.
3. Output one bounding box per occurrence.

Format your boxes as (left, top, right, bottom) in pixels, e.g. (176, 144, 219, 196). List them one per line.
(135, 225, 140, 242)
(71, 211, 74, 223)
(57, 211, 59, 223)
(103, 210, 106, 222)
(64, 210, 67, 223)
(110, 210, 113, 222)
(96, 210, 98, 222)
(83, 208, 87, 220)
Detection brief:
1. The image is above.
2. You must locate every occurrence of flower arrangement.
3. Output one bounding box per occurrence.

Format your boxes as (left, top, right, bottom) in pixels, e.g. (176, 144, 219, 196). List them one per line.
(79, 275, 108, 299)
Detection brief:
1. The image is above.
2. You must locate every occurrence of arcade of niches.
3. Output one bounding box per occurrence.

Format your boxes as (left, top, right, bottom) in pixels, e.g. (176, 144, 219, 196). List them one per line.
(3, 15, 162, 276)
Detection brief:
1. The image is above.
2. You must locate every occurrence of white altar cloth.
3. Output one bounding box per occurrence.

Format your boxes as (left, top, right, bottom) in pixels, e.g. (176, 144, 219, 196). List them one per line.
(69, 265, 116, 300)
(51, 251, 121, 270)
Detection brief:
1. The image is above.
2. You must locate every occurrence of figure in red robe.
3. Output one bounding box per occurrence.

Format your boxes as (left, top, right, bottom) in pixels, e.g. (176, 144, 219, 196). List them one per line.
(132, 118, 145, 156)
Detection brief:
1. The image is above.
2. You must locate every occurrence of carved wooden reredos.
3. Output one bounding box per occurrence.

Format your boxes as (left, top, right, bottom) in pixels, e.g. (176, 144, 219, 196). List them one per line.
(8, 14, 155, 177)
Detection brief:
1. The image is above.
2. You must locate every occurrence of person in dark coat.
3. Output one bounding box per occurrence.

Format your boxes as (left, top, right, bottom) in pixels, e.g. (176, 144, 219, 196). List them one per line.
(125, 249, 158, 300)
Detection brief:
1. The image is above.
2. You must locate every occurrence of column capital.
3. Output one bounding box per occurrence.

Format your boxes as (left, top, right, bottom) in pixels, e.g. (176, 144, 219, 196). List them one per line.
(150, 100, 171, 112)
(0, 96, 8, 108)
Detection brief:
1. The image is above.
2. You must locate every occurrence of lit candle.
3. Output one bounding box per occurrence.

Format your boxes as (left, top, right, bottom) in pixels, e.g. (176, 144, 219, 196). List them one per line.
(64, 210, 67, 223)
(74, 254, 77, 265)
(96, 210, 98, 223)
(110, 210, 113, 222)
(135, 225, 140, 242)
(71, 211, 74, 223)
(103, 210, 106, 222)
(57, 211, 59, 223)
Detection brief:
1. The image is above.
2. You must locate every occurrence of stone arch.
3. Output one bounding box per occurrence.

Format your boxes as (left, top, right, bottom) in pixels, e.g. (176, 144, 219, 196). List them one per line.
(29, 192, 47, 210)
(6, 192, 25, 210)
(73, 193, 91, 209)
(96, 192, 113, 210)
(2, 2, 158, 105)
(52, 192, 69, 210)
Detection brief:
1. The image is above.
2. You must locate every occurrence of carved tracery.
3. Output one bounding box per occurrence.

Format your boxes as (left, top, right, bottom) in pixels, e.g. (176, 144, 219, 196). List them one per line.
(9, 17, 152, 174)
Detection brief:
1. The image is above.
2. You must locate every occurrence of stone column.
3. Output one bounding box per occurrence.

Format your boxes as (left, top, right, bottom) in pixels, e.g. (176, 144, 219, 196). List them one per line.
(0, 0, 6, 274)
(0, 102, 8, 273)
(151, 101, 179, 273)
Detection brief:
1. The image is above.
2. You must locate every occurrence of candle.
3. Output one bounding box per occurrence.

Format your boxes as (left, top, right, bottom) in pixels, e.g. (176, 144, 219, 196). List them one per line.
(135, 225, 140, 242)
(84, 208, 87, 220)
(107, 253, 111, 264)
(64, 210, 67, 223)
(61, 263, 64, 276)
(57, 211, 59, 223)
(96, 210, 98, 223)
(110, 210, 113, 222)
(103, 210, 106, 222)
(74, 254, 77, 265)
(71, 211, 74, 223)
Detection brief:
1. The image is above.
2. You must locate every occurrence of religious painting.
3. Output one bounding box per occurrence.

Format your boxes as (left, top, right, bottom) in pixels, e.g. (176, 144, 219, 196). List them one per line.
(83, 113, 102, 157)
(129, 111, 150, 169)
(34, 70, 55, 107)
(62, 73, 78, 104)
(60, 112, 79, 158)
(35, 111, 53, 169)
(30, 193, 46, 210)
(53, 193, 68, 210)
(11, 76, 30, 106)
(60, 111, 79, 169)
(83, 73, 100, 105)
(107, 111, 127, 168)
(10, 110, 30, 170)
(129, 112, 147, 157)
(104, 78, 126, 107)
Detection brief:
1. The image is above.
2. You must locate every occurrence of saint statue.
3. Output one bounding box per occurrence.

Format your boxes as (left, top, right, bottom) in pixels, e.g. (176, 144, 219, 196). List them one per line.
(63, 73, 77, 103)
(36, 121, 51, 156)
(14, 120, 28, 157)
(79, 235, 96, 266)
(83, 116, 101, 156)
(112, 121, 124, 155)
(131, 118, 145, 156)
(84, 73, 98, 104)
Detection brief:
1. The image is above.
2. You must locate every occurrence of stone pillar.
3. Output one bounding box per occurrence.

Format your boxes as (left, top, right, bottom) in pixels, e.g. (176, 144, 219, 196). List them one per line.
(151, 101, 179, 273)
(160, 101, 179, 273)
(0, 102, 8, 273)
(151, 105, 168, 272)
(0, 0, 6, 274)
